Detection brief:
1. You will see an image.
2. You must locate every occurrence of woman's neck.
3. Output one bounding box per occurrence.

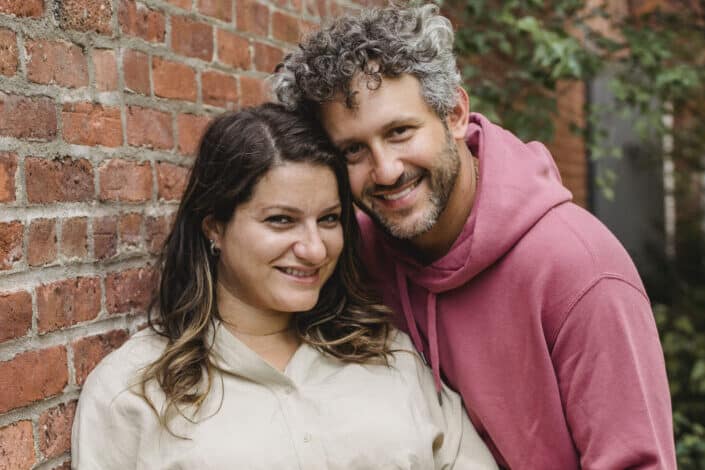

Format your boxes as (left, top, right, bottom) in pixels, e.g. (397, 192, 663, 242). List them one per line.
(216, 281, 301, 371)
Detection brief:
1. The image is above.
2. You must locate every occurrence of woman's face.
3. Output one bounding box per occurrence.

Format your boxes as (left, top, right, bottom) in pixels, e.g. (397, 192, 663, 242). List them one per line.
(209, 162, 344, 317)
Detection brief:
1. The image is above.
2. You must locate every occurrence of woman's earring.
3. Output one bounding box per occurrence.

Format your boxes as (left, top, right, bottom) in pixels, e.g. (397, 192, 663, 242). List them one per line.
(209, 239, 220, 256)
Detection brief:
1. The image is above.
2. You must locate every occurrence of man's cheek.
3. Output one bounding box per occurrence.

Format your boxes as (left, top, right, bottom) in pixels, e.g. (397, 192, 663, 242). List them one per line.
(347, 168, 367, 199)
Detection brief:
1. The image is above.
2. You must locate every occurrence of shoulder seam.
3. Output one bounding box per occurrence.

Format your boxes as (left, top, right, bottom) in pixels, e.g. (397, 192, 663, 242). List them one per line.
(549, 273, 649, 347)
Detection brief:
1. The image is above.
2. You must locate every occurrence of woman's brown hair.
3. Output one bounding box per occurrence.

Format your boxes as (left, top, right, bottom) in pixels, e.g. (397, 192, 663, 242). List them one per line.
(141, 102, 393, 427)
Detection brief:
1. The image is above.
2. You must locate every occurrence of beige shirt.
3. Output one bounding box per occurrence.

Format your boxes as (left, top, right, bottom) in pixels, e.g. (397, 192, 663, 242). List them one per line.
(72, 324, 497, 469)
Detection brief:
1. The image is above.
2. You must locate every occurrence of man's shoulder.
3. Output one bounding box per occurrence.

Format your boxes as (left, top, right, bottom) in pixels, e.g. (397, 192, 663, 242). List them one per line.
(512, 202, 641, 280)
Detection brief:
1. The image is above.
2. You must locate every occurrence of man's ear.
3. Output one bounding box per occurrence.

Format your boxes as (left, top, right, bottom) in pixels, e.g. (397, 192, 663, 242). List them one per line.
(202, 215, 224, 249)
(445, 86, 470, 140)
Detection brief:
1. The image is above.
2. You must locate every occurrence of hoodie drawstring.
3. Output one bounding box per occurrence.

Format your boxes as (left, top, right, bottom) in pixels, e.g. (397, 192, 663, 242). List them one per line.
(426, 291, 442, 399)
(395, 265, 443, 403)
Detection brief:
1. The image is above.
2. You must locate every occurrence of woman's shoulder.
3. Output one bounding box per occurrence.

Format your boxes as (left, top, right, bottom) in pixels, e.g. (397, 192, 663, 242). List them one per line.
(81, 328, 167, 399)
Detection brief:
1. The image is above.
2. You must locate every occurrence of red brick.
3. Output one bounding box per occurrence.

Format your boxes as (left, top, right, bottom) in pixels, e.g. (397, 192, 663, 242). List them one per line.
(327, 0, 342, 17)
(0, 421, 36, 469)
(99, 158, 153, 202)
(171, 16, 213, 61)
(0, 152, 17, 202)
(303, 0, 326, 18)
(254, 41, 283, 73)
(37, 277, 100, 333)
(165, 0, 190, 8)
(0, 0, 43, 16)
(0, 346, 68, 413)
(0, 290, 32, 342)
(198, 0, 231, 21)
(93, 49, 118, 91)
(145, 215, 171, 254)
(240, 76, 267, 107)
(57, 0, 113, 34)
(122, 49, 150, 94)
(299, 18, 317, 36)
(272, 11, 300, 43)
(0, 29, 18, 76)
(118, 0, 165, 42)
(126, 106, 173, 149)
(93, 215, 118, 259)
(61, 217, 88, 259)
(62, 102, 122, 147)
(202, 70, 238, 108)
(157, 162, 189, 201)
(217, 29, 250, 69)
(106, 267, 157, 313)
(177, 113, 210, 156)
(0, 94, 57, 141)
(51, 461, 71, 470)
(236, 0, 269, 36)
(25, 156, 94, 203)
(152, 57, 197, 102)
(28, 218, 57, 267)
(0, 221, 22, 270)
(72, 330, 129, 385)
(39, 401, 77, 459)
(119, 212, 142, 249)
(26, 39, 89, 88)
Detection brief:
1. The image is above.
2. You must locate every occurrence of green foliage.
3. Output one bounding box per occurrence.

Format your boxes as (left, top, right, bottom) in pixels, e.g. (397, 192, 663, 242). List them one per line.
(446, 1, 705, 466)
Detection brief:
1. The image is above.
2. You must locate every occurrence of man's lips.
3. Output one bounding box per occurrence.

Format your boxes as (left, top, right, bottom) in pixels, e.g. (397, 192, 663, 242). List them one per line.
(370, 175, 423, 201)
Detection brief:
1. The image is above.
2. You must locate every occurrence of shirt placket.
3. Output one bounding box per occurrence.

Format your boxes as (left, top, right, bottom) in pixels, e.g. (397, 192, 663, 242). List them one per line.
(272, 381, 328, 470)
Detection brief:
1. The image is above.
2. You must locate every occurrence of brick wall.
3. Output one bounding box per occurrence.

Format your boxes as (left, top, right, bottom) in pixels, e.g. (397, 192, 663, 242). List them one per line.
(546, 80, 588, 208)
(0, 0, 368, 468)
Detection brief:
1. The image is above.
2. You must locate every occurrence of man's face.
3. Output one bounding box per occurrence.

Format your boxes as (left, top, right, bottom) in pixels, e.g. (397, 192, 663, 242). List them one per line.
(320, 74, 462, 240)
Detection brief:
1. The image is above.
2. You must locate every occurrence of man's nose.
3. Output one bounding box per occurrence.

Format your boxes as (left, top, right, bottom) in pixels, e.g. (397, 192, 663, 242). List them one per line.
(292, 224, 327, 264)
(369, 143, 404, 186)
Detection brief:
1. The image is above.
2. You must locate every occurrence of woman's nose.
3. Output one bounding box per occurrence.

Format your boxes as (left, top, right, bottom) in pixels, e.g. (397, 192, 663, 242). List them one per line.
(292, 226, 327, 264)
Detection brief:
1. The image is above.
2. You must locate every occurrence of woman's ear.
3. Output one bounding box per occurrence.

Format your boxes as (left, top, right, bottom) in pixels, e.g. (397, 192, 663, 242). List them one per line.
(445, 86, 470, 140)
(202, 215, 224, 249)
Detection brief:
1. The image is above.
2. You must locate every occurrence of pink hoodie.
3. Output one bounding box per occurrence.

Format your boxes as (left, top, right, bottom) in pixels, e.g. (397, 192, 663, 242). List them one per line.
(358, 113, 676, 469)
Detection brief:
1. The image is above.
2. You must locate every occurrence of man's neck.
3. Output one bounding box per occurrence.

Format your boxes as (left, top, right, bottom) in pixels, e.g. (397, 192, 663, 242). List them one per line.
(409, 144, 477, 264)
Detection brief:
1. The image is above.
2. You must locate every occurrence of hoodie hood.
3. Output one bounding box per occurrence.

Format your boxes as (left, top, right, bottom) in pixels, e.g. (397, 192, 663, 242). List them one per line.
(360, 113, 572, 395)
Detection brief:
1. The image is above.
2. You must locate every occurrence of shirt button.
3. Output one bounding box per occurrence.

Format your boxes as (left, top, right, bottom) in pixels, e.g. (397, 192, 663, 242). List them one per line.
(303, 433, 312, 443)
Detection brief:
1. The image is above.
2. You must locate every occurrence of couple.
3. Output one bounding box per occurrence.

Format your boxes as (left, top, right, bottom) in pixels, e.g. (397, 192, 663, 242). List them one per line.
(72, 5, 676, 469)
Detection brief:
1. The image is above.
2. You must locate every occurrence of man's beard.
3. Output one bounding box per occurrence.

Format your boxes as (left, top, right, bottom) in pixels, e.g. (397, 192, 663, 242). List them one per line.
(357, 129, 461, 240)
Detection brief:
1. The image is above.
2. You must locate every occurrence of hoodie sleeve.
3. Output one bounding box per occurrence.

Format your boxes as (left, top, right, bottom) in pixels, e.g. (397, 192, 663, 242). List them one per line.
(551, 276, 676, 469)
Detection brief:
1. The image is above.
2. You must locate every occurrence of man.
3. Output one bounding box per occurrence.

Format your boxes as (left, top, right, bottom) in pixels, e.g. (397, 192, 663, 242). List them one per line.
(272, 5, 676, 469)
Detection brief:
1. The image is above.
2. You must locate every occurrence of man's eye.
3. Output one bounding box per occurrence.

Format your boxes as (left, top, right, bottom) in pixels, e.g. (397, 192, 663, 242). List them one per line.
(343, 144, 364, 163)
(389, 126, 411, 138)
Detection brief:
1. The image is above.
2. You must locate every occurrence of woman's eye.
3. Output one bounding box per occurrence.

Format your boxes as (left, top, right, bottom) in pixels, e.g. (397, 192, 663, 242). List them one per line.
(319, 213, 341, 225)
(265, 215, 293, 225)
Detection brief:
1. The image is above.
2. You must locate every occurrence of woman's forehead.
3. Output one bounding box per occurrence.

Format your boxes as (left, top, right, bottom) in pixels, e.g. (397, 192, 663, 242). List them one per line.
(246, 162, 340, 211)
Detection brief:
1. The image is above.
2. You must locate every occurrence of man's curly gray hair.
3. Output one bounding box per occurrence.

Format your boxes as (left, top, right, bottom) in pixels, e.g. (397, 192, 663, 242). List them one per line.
(271, 4, 461, 117)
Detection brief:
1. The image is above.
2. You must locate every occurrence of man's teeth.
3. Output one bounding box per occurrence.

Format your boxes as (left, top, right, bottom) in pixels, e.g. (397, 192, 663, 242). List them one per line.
(282, 267, 316, 277)
(380, 179, 420, 201)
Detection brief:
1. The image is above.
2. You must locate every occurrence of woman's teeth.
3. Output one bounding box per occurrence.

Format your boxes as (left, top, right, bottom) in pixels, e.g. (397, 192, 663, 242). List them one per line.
(281, 267, 316, 277)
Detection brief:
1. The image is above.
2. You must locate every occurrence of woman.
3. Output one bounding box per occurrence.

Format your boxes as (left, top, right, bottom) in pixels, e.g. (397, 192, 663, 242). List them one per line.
(71, 103, 497, 469)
